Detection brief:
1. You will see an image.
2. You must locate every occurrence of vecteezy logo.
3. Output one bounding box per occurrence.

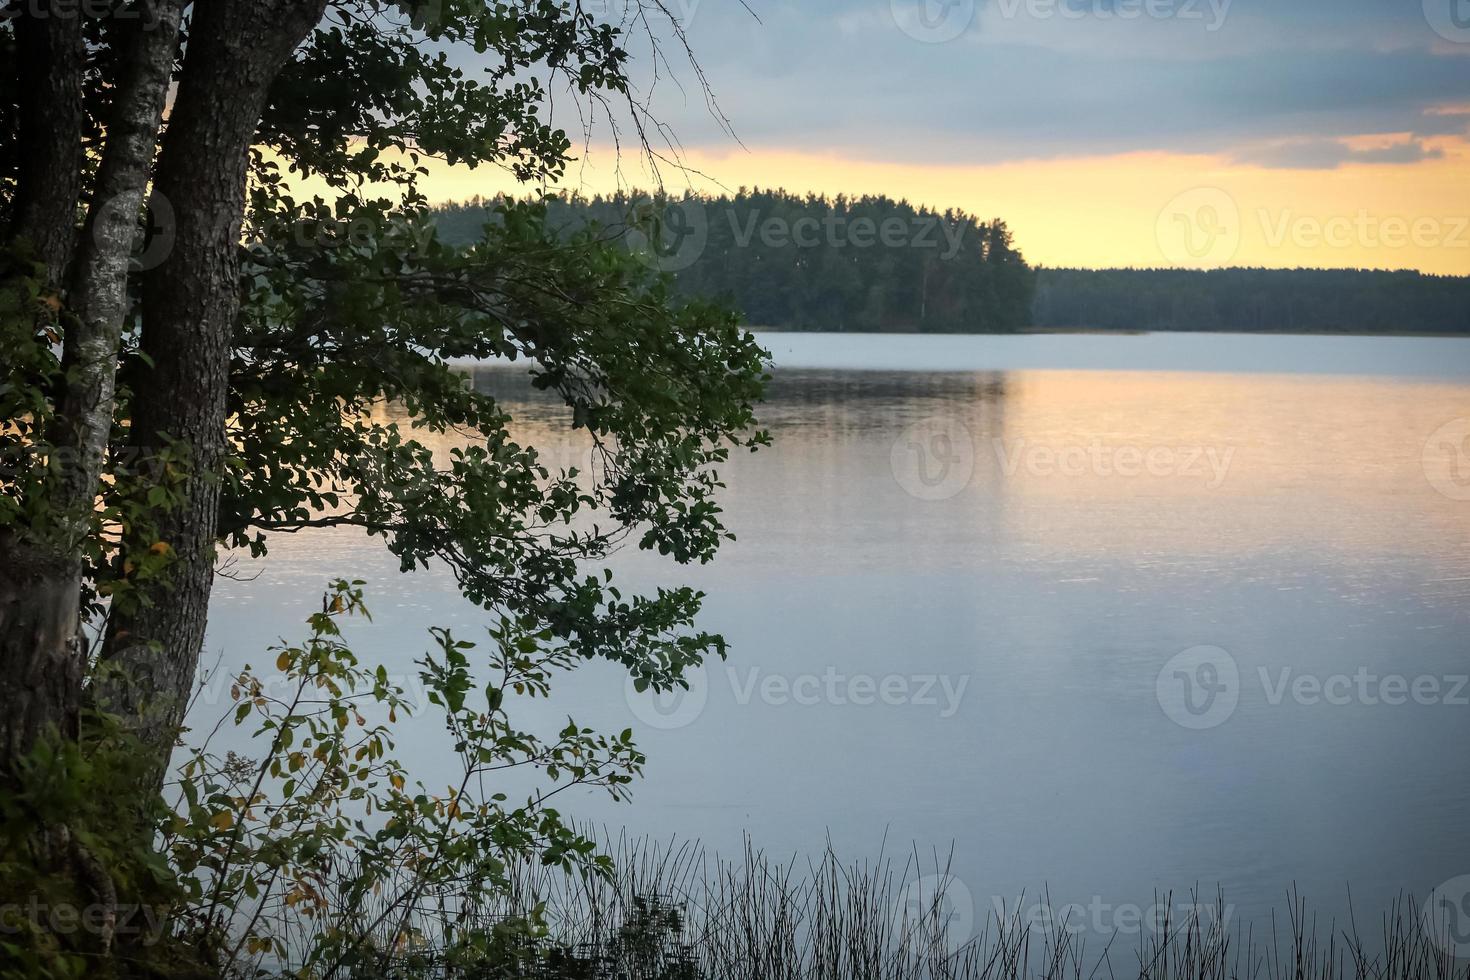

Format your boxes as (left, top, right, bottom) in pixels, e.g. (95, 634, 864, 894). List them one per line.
(1156, 646, 1239, 730)
(405, 0, 450, 31)
(92, 191, 176, 273)
(624, 662, 709, 730)
(1424, 0, 1470, 43)
(891, 416, 975, 501)
(1423, 418, 1470, 502)
(626, 197, 708, 273)
(1423, 875, 1470, 958)
(891, 0, 976, 43)
(893, 875, 975, 956)
(1155, 188, 1241, 267)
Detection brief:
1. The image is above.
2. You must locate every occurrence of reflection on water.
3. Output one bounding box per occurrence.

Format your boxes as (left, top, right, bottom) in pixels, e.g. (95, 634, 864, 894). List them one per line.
(209, 334, 1470, 937)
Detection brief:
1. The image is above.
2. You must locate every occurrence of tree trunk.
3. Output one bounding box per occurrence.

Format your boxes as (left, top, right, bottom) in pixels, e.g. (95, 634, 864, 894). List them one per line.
(0, 8, 85, 762)
(0, 540, 84, 763)
(0, 3, 185, 767)
(63, 0, 188, 518)
(98, 0, 328, 781)
(10, 2, 84, 286)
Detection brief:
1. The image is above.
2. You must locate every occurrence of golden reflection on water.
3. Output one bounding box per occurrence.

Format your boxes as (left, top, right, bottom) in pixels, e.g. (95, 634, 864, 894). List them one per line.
(281, 363, 1470, 601)
(519, 365, 1461, 555)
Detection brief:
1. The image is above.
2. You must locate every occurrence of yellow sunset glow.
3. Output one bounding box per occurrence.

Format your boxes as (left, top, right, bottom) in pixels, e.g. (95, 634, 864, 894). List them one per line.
(392, 138, 1470, 275)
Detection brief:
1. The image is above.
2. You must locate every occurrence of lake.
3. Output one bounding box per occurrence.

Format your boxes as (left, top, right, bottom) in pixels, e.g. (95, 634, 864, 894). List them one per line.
(205, 331, 1470, 946)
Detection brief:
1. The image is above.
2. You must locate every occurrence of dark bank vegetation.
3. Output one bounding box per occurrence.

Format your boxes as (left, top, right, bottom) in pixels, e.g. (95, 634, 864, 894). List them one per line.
(432, 191, 1039, 334)
(434, 197, 1470, 336)
(0, 0, 767, 974)
(1032, 267, 1470, 335)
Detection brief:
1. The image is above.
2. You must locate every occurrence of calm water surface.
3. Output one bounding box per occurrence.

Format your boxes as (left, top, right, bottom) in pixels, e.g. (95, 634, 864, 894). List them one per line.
(207, 332, 1470, 936)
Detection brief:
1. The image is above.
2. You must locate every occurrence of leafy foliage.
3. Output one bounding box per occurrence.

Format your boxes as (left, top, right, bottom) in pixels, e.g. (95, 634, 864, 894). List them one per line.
(1, 0, 769, 974)
(163, 581, 646, 976)
(0, 242, 189, 620)
(0, 248, 62, 536)
(205, 191, 768, 693)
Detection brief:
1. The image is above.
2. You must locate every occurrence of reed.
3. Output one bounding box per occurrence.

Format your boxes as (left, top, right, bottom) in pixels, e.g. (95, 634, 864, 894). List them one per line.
(364, 833, 1469, 980)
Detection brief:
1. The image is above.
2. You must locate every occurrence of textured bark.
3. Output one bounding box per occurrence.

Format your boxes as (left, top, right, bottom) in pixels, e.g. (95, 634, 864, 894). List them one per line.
(0, 537, 83, 763)
(0, 4, 185, 766)
(62, 0, 188, 527)
(10, 1, 85, 286)
(97, 0, 329, 778)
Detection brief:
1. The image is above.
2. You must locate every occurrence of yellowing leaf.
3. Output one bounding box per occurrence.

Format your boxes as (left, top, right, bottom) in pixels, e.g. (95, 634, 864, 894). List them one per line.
(210, 811, 234, 831)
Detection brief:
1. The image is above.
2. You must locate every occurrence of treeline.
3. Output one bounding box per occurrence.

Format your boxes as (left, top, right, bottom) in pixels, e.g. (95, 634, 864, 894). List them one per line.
(1033, 267, 1470, 335)
(432, 190, 1038, 333)
(432, 197, 1470, 335)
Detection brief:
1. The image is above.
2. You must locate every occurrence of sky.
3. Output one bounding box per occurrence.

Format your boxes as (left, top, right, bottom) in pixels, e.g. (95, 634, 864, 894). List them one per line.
(420, 0, 1470, 274)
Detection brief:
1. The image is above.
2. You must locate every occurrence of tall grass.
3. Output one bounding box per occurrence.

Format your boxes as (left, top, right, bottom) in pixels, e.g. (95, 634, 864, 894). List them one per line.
(366, 833, 1469, 980)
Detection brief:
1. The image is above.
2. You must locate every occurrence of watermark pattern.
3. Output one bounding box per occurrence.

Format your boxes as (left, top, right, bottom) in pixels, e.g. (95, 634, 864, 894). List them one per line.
(992, 0, 1232, 30)
(891, 0, 976, 43)
(0, 899, 165, 944)
(582, 0, 702, 27)
(624, 663, 971, 730)
(728, 210, 972, 259)
(191, 667, 439, 712)
(1423, 417, 1470, 501)
(1424, 0, 1470, 44)
(891, 419, 1238, 500)
(624, 662, 711, 730)
(626, 198, 709, 273)
(993, 438, 1234, 487)
(1156, 188, 1241, 267)
(1257, 210, 1470, 251)
(1258, 667, 1470, 709)
(1, 0, 168, 28)
(87, 192, 176, 273)
(1, 444, 177, 483)
(890, 0, 1230, 41)
(75, 190, 444, 279)
(891, 416, 976, 501)
(1156, 646, 1240, 730)
(893, 874, 976, 955)
(1158, 646, 1470, 730)
(409, 0, 703, 31)
(991, 894, 1235, 937)
(1158, 187, 1470, 266)
(1424, 875, 1470, 959)
(729, 666, 969, 717)
(629, 204, 983, 272)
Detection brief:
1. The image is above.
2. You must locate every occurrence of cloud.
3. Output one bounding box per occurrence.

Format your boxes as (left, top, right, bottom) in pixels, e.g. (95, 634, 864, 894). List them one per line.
(1234, 138, 1448, 169)
(502, 0, 1470, 169)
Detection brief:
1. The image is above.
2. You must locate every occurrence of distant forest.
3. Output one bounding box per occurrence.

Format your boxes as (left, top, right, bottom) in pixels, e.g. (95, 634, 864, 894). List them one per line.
(430, 194, 1470, 336)
(1033, 267, 1470, 335)
(433, 190, 1036, 333)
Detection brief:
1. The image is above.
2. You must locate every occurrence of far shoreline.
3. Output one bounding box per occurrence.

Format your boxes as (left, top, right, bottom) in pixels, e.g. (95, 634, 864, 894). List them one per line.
(747, 325, 1470, 339)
